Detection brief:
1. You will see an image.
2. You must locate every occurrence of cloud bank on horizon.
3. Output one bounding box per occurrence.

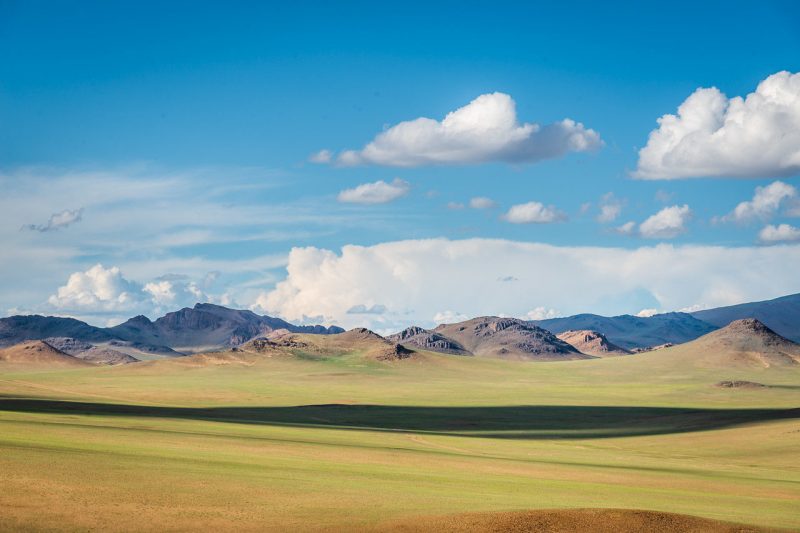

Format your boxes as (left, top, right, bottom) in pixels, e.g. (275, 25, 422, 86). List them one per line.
(252, 238, 800, 331)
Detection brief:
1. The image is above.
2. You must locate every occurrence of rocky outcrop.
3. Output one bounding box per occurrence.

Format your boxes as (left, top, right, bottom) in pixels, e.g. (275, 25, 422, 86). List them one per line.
(556, 330, 631, 357)
(434, 317, 592, 361)
(388, 326, 470, 355)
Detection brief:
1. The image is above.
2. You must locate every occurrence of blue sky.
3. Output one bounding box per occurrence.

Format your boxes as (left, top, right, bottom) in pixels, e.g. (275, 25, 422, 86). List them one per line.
(2, 1, 800, 330)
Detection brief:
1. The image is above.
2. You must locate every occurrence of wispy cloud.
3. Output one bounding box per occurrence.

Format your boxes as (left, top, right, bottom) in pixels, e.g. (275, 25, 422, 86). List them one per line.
(720, 181, 796, 223)
(21, 208, 83, 232)
(337, 178, 410, 204)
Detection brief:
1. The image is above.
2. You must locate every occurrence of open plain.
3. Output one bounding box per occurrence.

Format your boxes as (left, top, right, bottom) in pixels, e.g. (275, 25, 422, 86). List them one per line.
(1, 336, 798, 532)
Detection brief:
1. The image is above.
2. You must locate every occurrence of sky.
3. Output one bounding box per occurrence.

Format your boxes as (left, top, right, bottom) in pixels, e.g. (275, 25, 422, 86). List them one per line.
(1, 1, 800, 332)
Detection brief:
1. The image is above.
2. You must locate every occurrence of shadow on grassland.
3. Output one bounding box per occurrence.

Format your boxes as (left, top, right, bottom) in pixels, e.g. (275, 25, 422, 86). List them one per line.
(0, 398, 797, 439)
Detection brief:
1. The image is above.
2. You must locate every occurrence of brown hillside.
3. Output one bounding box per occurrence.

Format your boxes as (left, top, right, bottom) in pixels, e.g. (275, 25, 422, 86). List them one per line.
(238, 328, 415, 362)
(377, 508, 773, 532)
(0, 340, 91, 367)
(650, 318, 800, 368)
(556, 330, 631, 357)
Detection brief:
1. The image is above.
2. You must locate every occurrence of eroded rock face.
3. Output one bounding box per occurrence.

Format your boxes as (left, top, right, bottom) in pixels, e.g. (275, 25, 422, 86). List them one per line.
(375, 343, 414, 361)
(44, 337, 138, 365)
(387, 327, 470, 355)
(433, 317, 593, 361)
(556, 330, 631, 357)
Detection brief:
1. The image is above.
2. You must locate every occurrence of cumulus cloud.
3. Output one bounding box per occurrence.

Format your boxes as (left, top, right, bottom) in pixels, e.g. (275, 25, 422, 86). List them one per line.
(433, 310, 469, 324)
(22, 208, 84, 232)
(469, 197, 497, 209)
(337, 178, 410, 204)
(447, 201, 465, 210)
(48, 264, 143, 312)
(309, 149, 333, 164)
(502, 202, 566, 224)
(524, 307, 560, 320)
(722, 181, 797, 223)
(143, 278, 206, 309)
(47, 264, 221, 319)
(253, 238, 800, 330)
(330, 92, 601, 167)
(638, 205, 691, 239)
(759, 223, 800, 243)
(635, 71, 800, 179)
(596, 193, 623, 223)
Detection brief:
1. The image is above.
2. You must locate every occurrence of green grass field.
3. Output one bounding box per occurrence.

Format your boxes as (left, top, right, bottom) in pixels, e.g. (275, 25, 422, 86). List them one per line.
(1, 351, 798, 531)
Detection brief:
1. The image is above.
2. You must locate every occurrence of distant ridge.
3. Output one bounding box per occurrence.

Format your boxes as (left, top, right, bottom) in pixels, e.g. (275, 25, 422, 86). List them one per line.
(108, 303, 343, 353)
(691, 293, 800, 343)
(533, 312, 717, 350)
(0, 303, 344, 354)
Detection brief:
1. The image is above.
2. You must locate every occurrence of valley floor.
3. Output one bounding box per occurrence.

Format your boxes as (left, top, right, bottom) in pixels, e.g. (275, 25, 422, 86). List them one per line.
(0, 352, 798, 531)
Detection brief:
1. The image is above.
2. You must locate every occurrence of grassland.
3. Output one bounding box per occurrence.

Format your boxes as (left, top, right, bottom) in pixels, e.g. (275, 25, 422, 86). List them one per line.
(0, 349, 798, 531)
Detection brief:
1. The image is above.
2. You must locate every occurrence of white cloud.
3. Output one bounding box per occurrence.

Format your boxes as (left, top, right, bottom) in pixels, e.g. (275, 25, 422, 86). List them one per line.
(502, 202, 566, 224)
(596, 193, 622, 223)
(254, 238, 800, 330)
(759, 223, 800, 243)
(433, 310, 469, 324)
(22, 208, 83, 232)
(447, 201, 465, 210)
(309, 149, 333, 164)
(469, 196, 497, 209)
(615, 221, 637, 235)
(48, 264, 144, 312)
(331, 92, 602, 167)
(635, 308, 659, 318)
(639, 205, 691, 239)
(337, 178, 410, 204)
(722, 180, 797, 222)
(635, 71, 800, 179)
(45, 264, 224, 322)
(143, 279, 206, 309)
(524, 307, 560, 320)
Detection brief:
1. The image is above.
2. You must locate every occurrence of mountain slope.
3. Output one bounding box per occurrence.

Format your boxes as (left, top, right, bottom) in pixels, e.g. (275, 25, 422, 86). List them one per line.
(0, 340, 90, 367)
(238, 328, 415, 362)
(691, 293, 800, 343)
(0, 315, 113, 347)
(434, 317, 591, 361)
(647, 318, 800, 368)
(387, 326, 470, 355)
(45, 337, 138, 365)
(533, 312, 718, 350)
(556, 330, 631, 357)
(108, 303, 343, 353)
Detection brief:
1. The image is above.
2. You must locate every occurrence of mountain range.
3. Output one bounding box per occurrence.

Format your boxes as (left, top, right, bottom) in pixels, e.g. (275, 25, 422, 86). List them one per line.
(0, 293, 798, 361)
(527, 293, 800, 348)
(0, 303, 343, 355)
